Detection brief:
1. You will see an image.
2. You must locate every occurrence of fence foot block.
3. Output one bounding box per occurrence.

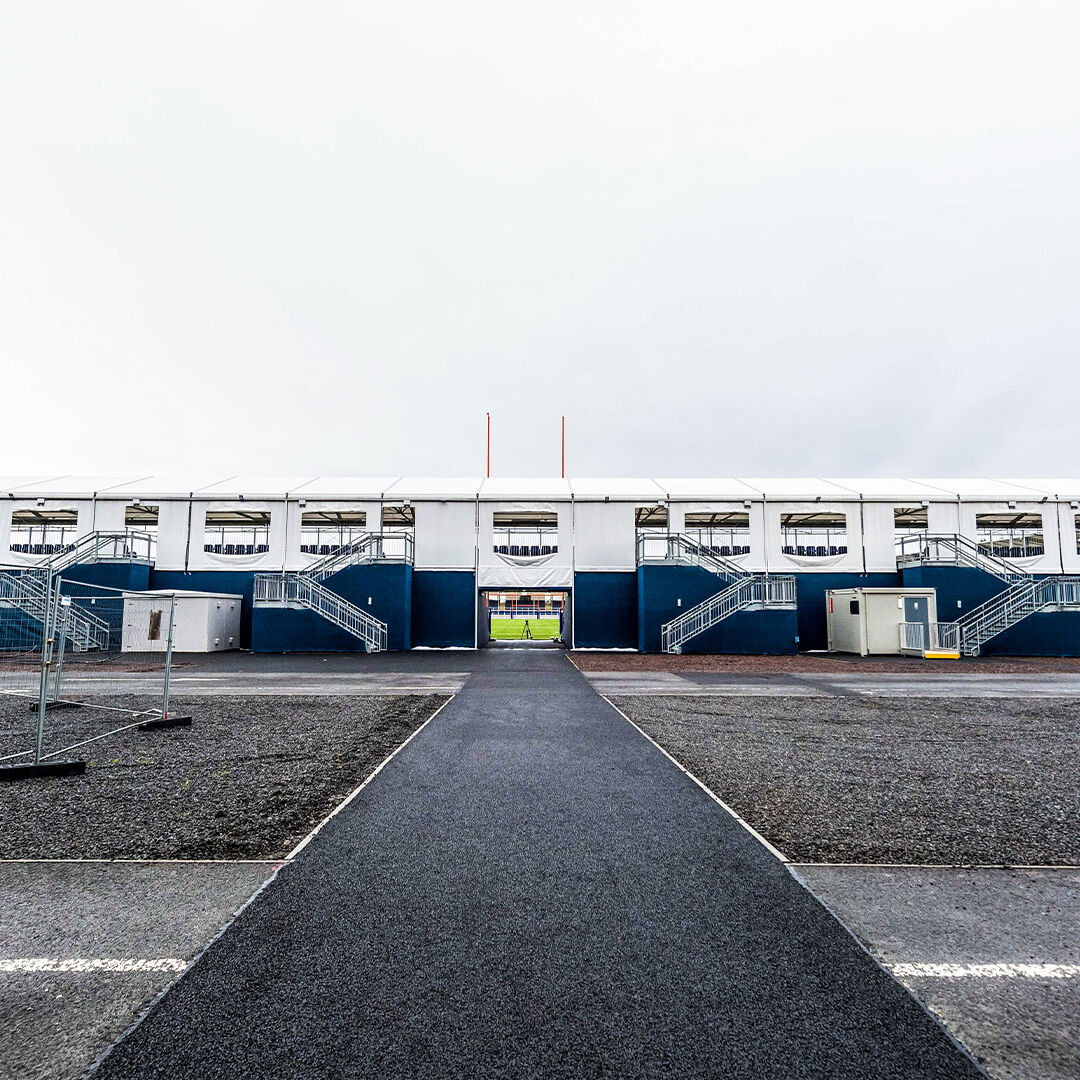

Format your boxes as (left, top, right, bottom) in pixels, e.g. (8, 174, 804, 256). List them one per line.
(0, 759, 86, 781)
(26, 700, 81, 713)
(137, 715, 193, 732)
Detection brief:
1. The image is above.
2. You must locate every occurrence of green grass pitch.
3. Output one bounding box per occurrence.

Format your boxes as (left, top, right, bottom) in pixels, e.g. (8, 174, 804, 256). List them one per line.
(489, 617, 561, 640)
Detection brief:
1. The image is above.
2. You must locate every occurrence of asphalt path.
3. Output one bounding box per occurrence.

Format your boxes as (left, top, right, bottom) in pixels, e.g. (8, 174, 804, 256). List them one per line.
(93, 649, 984, 1079)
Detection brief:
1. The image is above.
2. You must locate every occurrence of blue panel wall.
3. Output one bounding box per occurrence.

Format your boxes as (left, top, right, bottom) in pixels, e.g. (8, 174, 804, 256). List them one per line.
(411, 571, 476, 648)
(790, 572, 901, 651)
(251, 606, 372, 653)
(983, 611, 1080, 657)
(61, 562, 152, 592)
(637, 564, 799, 654)
(574, 572, 637, 649)
(899, 565, 1004, 620)
(322, 563, 411, 652)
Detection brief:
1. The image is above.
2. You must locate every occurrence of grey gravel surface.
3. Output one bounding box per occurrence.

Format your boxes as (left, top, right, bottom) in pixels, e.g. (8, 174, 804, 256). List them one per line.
(0, 693, 446, 859)
(94, 650, 982, 1079)
(795, 867, 1080, 1080)
(610, 694, 1080, 864)
(0, 861, 275, 1080)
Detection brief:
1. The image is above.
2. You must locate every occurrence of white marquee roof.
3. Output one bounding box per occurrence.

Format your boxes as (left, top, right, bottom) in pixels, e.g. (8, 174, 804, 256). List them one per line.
(2, 476, 1078, 503)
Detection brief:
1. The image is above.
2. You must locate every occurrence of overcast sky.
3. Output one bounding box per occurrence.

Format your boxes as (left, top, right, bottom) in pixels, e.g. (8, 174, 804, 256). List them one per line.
(1, 2, 1078, 480)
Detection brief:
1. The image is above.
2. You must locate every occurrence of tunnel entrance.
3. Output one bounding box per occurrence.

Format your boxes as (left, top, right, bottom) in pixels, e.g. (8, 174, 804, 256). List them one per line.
(482, 590, 567, 646)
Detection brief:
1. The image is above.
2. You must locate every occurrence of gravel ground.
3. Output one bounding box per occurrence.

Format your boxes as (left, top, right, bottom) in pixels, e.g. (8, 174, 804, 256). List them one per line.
(575, 652, 1080, 673)
(610, 694, 1080, 864)
(0, 693, 446, 860)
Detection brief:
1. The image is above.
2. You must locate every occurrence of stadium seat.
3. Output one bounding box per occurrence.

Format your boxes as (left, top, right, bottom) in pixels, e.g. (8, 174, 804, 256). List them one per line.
(510, 545, 522, 556)
(796, 546, 806, 556)
(320, 545, 331, 556)
(530, 546, 541, 556)
(720, 545, 731, 557)
(225, 544, 237, 555)
(838, 546, 848, 554)
(816, 545, 827, 556)
(783, 545, 794, 555)
(540, 545, 552, 555)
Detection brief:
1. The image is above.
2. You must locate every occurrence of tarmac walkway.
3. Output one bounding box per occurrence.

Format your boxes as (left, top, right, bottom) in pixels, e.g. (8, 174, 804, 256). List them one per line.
(93, 649, 984, 1079)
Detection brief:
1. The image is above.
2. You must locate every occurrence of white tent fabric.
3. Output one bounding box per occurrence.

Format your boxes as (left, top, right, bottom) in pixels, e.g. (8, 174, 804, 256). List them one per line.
(413, 501, 476, 570)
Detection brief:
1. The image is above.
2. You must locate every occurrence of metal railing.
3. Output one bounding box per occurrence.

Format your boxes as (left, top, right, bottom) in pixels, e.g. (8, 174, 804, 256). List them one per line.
(0, 571, 111, 651)
(636, 532, 746, 582)
(302, 531, 413, 582)
(956, 575, 1080, 656)
(899, 621, 960, 654)
(661, 576, 796, 653)
(254, 573, 387, 652)
(2, 530, 156, 574)
(895, 533, 1029, 583)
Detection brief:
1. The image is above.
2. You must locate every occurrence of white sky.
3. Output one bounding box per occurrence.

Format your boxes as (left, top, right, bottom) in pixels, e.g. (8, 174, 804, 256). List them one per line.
(1, 2, 1078, 478)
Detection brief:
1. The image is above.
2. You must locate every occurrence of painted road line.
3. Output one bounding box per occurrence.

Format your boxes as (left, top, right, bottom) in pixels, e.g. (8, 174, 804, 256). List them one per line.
(892, 962, 1080, 979)
(1, 958, 187, 973)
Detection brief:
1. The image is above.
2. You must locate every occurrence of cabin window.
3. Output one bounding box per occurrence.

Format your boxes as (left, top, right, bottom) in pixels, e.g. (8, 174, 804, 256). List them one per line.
(300, 510, 367, 555)
(492, 511, 558, 557)
(781, 512, 848, 558)
(8, 509, 78, 554)
(684, 511, 750, 557)
(203, 510, 271, 556)
(975, 513, 1044, 558)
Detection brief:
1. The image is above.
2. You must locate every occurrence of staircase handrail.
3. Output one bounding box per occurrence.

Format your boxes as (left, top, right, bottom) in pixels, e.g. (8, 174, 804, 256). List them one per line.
(896, 532, 1029, 583)
(303, 531, 414, 582)
(5, 530, 156, 574)
(0, 571, 111, 649)
(637, 532, 747, 582)
(254, 571, 387, 652)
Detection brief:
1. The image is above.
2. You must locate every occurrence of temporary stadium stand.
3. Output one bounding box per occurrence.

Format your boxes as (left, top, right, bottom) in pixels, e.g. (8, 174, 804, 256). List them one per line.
(2, 476, 1080, 655)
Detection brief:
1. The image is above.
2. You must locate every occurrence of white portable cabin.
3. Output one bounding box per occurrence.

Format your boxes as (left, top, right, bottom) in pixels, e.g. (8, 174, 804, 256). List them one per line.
(826, 587, 938, 656)
(122, 590, 242, 653)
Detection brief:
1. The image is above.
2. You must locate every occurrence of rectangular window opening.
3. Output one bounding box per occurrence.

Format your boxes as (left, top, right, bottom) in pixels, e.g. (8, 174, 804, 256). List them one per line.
(893, 506, 928, 532)
(975, 513, 1044, 558)
(492, 511, 557, 557)
(781, 512, 848, 558)
(684, 511, 750, 557)
(203, 510, 271, 556)
(8, 509, 78, 554)
(301, 510, 368, 555)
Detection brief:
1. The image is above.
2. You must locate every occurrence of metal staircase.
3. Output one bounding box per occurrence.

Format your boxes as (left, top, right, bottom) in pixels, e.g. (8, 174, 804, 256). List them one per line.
(897, 532, 1080, 656)
(0, 571, 111, 651)
(956, 577, 1080, 656)
(252, 531, 409, 653)
(253, 573, 387, 652)
(637, 534, 796, 653)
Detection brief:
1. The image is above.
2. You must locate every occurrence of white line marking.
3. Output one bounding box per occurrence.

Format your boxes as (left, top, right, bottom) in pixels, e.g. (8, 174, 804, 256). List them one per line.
(1, 958, 186, 973)
(599, 694, 789, 863)
(285, 694, 455, 860)
(790, 862, 1080, 870)
(892, 962, 1080, 979)
(0, 858, 282, 864)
